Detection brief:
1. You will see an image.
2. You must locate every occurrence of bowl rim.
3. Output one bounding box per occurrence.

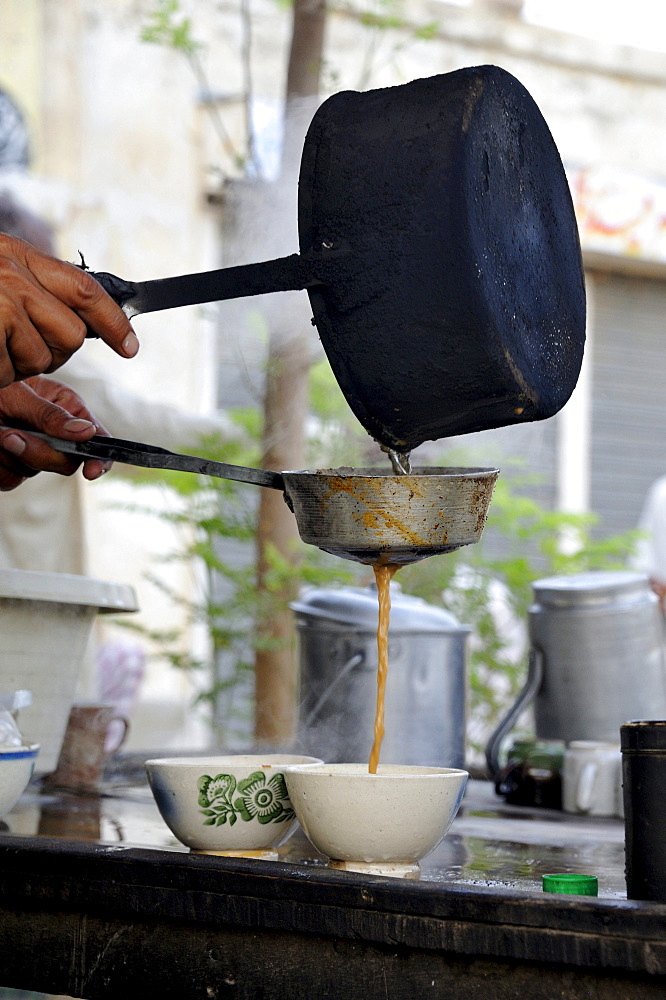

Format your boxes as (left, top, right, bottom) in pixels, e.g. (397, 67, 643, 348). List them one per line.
(0, 743, 40, 758)
(283, 466, 499, 480)
(282, 763, 469, 778)
(145, 753, 323, 769)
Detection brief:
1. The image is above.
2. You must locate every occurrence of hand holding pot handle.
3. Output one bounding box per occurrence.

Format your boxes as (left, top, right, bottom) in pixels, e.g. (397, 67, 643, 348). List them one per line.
(0, 235, 139, 385)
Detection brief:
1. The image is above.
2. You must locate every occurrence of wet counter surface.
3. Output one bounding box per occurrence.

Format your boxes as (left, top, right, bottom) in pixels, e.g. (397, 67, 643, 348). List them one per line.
(0, 761, 661, 1000)
(3, 771, 627, 897)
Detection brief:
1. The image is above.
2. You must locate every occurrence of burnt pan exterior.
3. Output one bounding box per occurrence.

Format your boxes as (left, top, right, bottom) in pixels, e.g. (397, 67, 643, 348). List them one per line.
(298, 65, 586, 452)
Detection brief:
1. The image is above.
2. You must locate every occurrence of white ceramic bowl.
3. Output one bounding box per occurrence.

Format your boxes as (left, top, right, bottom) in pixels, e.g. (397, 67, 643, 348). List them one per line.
(145, 754, 323, 856)
(0, 744, 40, 819)
(283, 763, 468, 876)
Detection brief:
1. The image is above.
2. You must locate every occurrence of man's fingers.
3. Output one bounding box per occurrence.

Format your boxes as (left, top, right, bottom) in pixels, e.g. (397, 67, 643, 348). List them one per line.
(0, 434, 42, 489)
(0, 235, 140, 369)
(21, 243, 140, 357)
(0, 463, 29, 491)
(0, 378, 112, 481)
(3, 314, 54, 380)
(0, 381, 95, 435)
(0, 250, 83, 383)
(0, 427, 108, 480)
(82, 458, 109, 481)
(14, 277, 89, 368)
(0, 376, 114, 487)
(0, 426, 81, 476)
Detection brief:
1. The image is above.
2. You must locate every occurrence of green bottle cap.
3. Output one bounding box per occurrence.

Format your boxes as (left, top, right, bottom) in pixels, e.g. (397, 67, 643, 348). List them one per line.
(542, 873, 598, 896)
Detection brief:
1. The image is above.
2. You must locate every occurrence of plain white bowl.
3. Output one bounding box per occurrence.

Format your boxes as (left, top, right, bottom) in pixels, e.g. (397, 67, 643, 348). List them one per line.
(283, 763, 468, 876)
(146, 754, 323, 856)
(0, 744, 40, 819)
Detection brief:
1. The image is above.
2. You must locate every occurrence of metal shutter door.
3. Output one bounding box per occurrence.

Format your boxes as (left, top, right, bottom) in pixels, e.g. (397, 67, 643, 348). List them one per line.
(590, 272, 666, 534)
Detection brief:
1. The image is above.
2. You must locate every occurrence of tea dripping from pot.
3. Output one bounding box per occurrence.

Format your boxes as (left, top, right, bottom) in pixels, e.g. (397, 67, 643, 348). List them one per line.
(382, 446, 412, 476)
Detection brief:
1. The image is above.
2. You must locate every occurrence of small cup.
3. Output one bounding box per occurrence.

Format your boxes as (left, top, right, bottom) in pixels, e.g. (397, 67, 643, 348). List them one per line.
(146, 754, 323, 859)
(44, 703, 130, 793)
(562, 740, 621, 818)
(283, 763, 468, 878)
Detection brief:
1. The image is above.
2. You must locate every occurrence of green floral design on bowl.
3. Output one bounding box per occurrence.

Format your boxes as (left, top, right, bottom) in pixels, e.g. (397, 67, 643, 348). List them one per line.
(198, 770, 295, 827)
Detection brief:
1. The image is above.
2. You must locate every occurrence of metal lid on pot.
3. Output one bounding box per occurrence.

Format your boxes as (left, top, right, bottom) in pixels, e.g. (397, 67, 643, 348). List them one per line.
(531, 571, 653, 610)
(291, 584, 468, 634)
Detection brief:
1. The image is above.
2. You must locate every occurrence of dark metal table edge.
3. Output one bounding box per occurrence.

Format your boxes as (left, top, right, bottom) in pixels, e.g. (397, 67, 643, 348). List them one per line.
(1, 834, 665, 978)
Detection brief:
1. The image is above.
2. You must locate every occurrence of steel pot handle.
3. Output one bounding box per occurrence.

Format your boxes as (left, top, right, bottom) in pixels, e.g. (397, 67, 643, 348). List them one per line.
(484, 646, 544, 781)
(9, 429, 285, 491)
(302, 652, 364, 729)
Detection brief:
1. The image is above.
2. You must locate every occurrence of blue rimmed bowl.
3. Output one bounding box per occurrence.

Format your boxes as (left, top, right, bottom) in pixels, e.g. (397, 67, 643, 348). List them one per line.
(0, 744, 39, 818)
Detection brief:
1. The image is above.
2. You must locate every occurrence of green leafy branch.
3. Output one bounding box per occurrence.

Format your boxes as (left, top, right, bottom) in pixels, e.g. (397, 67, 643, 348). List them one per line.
(140, 0, 250, 171)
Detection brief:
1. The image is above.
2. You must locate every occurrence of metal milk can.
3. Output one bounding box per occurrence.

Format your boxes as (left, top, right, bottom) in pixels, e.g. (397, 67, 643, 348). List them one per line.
(291, 584, 470, 768)
(486, 571, 666, 776)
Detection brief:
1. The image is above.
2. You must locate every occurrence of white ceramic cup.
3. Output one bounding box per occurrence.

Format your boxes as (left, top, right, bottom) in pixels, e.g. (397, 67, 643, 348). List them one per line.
(562, 740, 622, 818)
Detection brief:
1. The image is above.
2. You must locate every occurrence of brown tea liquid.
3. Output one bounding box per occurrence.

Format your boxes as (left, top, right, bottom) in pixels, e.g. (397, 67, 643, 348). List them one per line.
(368, 563, 399, 773)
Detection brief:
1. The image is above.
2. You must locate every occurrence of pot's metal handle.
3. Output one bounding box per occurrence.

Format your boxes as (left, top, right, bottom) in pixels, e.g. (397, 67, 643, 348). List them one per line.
(302, 652, 364, 729)
(84, 245, 352, 332)
(484, 646, 544, 781)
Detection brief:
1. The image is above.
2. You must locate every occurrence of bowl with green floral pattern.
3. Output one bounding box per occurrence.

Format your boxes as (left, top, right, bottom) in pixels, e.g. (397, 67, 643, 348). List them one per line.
(145, 754, 323, 859)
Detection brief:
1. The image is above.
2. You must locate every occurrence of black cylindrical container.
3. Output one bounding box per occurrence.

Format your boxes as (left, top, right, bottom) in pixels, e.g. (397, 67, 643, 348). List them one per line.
(621, 721, 666, 901)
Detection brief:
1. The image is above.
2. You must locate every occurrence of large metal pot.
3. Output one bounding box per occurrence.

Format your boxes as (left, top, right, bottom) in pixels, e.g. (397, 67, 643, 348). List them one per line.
(292, 584, 470, 767)
(486, 572, 666, 777)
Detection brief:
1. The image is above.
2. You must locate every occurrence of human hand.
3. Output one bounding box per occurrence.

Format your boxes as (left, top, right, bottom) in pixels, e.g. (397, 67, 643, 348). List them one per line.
(0, 234, 139, 387)
(0, 375, 111, 491)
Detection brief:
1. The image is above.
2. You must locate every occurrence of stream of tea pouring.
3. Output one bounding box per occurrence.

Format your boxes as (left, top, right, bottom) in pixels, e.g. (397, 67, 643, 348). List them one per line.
(368, 562, 399, 773)
(367, 448, 408, 774)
